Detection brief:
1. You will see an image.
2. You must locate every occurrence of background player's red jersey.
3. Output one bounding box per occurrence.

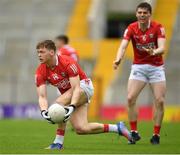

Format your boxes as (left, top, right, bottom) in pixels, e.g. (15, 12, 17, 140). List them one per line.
(35, 55, 87, 94)
(58, 45, 79, 62)
(123, 21, 165, 66)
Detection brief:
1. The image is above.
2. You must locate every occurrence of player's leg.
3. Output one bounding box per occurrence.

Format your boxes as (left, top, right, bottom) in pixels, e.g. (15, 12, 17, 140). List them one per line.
(148, 65, 166, 144)
(47, 89, 73, 149)
(150, 81, 166, 144)
(127, 65, 147, 141)
(73, 78, 134, 142)
(46, 123, 66, 150)
(47, 79, 94, 149)
(70, 103, 133, 143)
(127, 79, 146, 122)
(127, 79, 146, 140)
(71, 79, 132, 138)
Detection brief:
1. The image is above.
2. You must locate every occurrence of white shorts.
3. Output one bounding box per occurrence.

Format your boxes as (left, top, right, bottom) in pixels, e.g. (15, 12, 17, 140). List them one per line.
(129, 64, 166, 83)
(80, 78, 94, 102)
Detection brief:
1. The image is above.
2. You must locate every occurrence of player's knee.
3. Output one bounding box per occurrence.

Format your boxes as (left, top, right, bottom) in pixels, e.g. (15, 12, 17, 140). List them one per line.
(127, 95, 136, 107)
(74, 125, 88, 135)
(155, 97, 165, 109)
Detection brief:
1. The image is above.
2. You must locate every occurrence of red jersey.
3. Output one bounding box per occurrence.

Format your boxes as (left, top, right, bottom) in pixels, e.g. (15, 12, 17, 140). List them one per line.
(58, 45, 79, 62)
(123, 20, 165, 66)
(35, 55, 87, 94)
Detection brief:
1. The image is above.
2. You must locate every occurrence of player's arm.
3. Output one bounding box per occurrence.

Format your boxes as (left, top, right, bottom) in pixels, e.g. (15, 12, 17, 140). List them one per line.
(36, 84, 55, 124)
(63, 75, 81, 122)
(36, 84, 48, 111)
(153, 25, 166, 55)
(153, 38, 166, 55)
(69, 75, 81, 107)
(143, 38, 166, 56)
(113, 39, 129, 70)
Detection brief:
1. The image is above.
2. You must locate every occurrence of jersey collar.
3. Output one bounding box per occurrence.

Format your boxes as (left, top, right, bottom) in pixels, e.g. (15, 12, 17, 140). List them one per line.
(147, 20, 151, 29)
(55, 55, 59, 66)
(138, 20, 151, 30)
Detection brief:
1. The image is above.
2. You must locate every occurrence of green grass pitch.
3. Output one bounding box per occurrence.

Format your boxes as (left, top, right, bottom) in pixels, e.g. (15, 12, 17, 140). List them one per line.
(0, 119, 180, 154)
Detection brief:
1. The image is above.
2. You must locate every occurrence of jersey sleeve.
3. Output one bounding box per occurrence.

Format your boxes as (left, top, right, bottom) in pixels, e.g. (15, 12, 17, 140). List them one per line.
(35, 68, 46, 87)
(70, 53, 78, 62)
(123, 26, 133, 40)
(157, 24, 166, 38)
(66, 63, 79, 77)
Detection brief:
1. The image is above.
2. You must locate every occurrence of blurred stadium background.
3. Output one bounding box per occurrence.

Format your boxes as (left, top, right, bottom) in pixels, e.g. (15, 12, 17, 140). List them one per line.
(0, 0, 180, 123)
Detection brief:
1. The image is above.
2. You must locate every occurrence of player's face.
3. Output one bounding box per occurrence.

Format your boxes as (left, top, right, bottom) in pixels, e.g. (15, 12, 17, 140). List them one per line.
(37, 47, 53, 63)
(136, 8, 151, 24)
(55, 40, 64, 49)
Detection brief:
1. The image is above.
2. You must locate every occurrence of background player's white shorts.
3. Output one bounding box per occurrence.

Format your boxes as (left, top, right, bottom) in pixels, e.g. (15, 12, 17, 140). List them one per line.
(80, 78, 94, 103)
(129, 64, 166, 83)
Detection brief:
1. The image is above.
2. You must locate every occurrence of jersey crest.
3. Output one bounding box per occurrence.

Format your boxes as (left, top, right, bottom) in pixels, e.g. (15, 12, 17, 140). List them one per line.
(52, 73, 59, 80)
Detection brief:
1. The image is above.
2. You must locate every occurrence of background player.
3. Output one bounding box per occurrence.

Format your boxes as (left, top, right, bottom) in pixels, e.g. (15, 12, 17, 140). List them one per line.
(113, 2, 166, 144)
(55, 35, 79, 95)
(55, 35, 79, 62)
(35, 40, 134, 150)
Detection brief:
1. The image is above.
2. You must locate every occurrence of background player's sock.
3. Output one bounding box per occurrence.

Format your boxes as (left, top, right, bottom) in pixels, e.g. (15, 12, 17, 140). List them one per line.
(103, 124, 118, 132)
(130, 121, 137, 132)
(153, 125, 161, 135)
(53, 129, 65, 144)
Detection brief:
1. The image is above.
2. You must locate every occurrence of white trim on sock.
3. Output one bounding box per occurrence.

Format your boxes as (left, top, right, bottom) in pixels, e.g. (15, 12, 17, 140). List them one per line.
(131, 130, 138, 133)
(53, 135, 64, 144)
(108, 124, 118, 132)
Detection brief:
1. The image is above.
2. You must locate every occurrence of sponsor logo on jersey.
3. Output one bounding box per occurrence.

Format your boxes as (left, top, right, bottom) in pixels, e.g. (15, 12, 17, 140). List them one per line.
(55, 79, 70, 89)
(136, 42, 155, 51)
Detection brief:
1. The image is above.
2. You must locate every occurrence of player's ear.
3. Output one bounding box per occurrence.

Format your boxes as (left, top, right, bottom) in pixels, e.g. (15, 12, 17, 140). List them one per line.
(49, 50, 55, 56)
(135, 12, 138, 18)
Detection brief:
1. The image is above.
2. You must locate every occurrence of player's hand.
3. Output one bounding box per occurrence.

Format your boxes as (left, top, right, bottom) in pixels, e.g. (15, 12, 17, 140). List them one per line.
(41, 110, 55, 124)
(113, 59, 121, 70)
(63, 105, 76, 122)
(142, 47, 155, 56)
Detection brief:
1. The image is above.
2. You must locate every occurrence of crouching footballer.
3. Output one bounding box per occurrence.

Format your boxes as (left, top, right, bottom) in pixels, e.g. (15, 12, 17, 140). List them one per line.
(35, 40, 135, 150)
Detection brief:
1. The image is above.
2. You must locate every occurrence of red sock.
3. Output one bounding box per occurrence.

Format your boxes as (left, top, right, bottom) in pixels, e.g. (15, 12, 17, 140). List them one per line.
(154, 125, 161, 135)
(54, 129, 65, 144)
(103, 124, 109, 132)
(56, 129, 65, 136)
(130, 121, 137, 132)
